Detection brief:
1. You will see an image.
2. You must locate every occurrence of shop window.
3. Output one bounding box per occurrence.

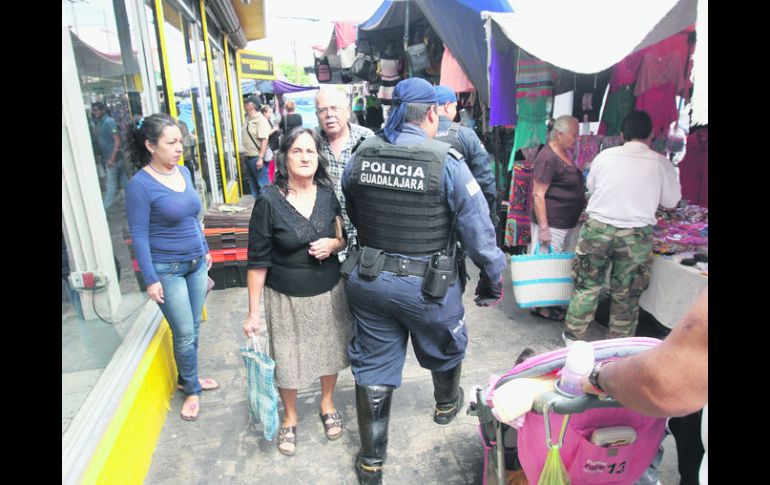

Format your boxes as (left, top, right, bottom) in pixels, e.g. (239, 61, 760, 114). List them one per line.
(159, 0, 213, 210)
(62, 0, 150, 436)
(210, 41, 238, 197)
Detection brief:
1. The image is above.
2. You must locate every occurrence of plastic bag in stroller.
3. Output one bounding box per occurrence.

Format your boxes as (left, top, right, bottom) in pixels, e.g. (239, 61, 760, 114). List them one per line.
(469, 338, 667, 485)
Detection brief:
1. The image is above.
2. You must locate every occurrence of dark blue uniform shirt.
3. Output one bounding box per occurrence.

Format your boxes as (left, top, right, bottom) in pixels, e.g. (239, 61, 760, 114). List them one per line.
(437, 116, 497, 205)
(342, 123, 505, 283)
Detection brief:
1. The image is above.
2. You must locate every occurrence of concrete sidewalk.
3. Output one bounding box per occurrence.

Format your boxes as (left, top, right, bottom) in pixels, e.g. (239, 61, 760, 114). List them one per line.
(145, 263, 679, 484)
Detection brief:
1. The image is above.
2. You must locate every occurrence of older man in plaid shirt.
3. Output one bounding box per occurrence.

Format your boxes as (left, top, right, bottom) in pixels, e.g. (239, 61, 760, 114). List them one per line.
(315, 88, 375, 260)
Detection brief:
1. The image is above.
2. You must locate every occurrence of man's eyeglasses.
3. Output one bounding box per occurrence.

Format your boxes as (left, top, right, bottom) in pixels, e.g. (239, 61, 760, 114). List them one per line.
(316, 106, 344, 116)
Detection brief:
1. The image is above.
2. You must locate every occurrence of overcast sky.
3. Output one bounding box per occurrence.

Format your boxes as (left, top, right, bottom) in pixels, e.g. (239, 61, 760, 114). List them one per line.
(247, 0, 384, 67)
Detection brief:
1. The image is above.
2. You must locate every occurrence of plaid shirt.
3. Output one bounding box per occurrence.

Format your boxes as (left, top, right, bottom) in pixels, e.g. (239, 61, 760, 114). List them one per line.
(316, 123, 375, 259)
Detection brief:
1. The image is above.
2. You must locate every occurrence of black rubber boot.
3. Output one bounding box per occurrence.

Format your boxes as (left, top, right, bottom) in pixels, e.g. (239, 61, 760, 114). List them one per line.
(354, 384, 393, 485)
(432, 363, 464, 425)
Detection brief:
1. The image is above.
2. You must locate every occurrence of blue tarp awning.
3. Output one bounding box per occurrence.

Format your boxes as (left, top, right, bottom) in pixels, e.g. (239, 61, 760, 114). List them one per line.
(241, 79, 320, 95)
(357, 0, 512, 105)
(272, 80, 320, 95)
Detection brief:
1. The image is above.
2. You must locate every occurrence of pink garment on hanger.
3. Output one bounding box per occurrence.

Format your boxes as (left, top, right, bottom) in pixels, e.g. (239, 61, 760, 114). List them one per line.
(379, 59, 401, 81)
(635, 83, 679, 139)
(634, 52, 688, 96)
(440, 45, 475, 93)
(609, 50, 645, 92)
(334, 22, 357, 50)
(679, 128, 708, 208)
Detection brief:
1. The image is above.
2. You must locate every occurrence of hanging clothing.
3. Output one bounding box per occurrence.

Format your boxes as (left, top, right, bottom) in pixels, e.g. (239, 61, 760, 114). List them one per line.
(572, 69, 611, 123)
(601, 135, 624, 150)
(679, 127, 708, 208)
(509, 96, 550, 170)
(600, 85, 635, 136)
(635, 82, 681, 141)
(515, 52, 554, 99)
(576, 135, 603, 171)
(439, 45, 474, 93)
(609, 50, 645, 93)
(633, 32, 692, 139)
(504, 145, 543, 248)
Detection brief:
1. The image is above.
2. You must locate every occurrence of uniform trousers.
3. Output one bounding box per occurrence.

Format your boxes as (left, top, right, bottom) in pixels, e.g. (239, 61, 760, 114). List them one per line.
(346, 266, 466, 388)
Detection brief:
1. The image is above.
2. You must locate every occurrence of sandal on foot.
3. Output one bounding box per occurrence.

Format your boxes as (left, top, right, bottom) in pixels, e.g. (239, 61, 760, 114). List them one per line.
(180, 397, 200, 421)
(320, 411, 343, 440)
(530, 307, 565, 321)
(277, 426, 297, 456)
(177, 377, 219, 392)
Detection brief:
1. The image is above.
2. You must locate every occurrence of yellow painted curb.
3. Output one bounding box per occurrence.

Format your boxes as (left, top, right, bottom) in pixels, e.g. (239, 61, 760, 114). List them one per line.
(81, 320, 177, 484)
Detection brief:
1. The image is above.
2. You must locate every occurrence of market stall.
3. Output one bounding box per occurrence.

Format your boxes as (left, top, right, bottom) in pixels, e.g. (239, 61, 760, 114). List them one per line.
(477, 0, 709, 330)
(641, 203, 708, 328)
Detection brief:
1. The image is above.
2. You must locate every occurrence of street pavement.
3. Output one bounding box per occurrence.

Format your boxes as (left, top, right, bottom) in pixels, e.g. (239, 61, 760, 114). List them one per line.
(145, 261, 679, 484)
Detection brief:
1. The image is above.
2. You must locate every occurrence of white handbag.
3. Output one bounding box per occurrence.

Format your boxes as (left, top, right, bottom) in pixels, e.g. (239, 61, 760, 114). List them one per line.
(510, 243, 575, 308)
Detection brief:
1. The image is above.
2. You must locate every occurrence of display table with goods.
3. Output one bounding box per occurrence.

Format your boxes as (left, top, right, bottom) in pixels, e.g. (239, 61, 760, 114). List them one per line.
(640, 203, 708, 329)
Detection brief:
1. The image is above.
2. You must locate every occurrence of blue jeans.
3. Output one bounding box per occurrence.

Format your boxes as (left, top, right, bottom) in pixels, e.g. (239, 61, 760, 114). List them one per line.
(153, 257, 208, 396)
(103, 162, 128, 210)
(245, 156, 270, 198)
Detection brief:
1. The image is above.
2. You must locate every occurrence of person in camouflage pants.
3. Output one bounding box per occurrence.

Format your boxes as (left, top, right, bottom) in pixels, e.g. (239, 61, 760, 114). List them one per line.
(565, 218, 653, 339)
(563, 111, 680, 343)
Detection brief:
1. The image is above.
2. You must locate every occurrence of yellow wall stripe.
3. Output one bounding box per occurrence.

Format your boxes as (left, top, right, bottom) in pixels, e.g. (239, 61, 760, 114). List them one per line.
(154, 0, 177, 120)
(200, 0, 229, 203)
(80, 321, 177, 484)
(224, 37, 246, 199)
(234, 51, 246, 196)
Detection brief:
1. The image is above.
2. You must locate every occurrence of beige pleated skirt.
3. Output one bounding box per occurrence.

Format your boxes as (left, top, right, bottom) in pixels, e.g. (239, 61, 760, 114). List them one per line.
(263, 279, 353, 389)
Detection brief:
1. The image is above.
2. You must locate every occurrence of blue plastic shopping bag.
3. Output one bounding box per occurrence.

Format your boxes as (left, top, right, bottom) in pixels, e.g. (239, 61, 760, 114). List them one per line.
(240, 335, 279, 440)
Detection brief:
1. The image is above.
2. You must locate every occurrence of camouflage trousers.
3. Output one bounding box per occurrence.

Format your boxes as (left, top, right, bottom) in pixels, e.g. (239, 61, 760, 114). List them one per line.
(565, 218, 653, 339)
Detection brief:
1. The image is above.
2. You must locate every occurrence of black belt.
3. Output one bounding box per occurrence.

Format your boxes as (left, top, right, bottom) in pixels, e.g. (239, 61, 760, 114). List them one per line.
(381, 255, 429, 277)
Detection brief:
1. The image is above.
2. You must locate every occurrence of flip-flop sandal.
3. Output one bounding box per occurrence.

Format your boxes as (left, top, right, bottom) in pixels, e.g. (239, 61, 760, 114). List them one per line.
(320, 411, 343, 441)
(177, 378, 219, 392)
(530, 307, 565, 321)
(277, 426, 297, 456)
(180, 398, 200, 421)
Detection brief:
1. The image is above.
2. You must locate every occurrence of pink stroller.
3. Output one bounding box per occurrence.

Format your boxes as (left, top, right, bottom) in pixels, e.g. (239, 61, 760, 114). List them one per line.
(470, 338, 667, 484)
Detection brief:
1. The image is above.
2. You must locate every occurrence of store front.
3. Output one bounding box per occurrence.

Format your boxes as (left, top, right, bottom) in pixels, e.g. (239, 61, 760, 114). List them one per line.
(62, 1, 264, 482)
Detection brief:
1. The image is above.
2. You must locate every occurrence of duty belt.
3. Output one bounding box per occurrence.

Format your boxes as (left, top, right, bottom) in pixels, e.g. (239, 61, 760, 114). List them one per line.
(381, 255, 429, 277)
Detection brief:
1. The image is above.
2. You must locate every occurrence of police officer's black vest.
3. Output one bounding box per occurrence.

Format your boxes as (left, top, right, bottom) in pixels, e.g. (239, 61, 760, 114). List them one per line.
(435, 122, 465, 158)
(349, 136, 454, 255)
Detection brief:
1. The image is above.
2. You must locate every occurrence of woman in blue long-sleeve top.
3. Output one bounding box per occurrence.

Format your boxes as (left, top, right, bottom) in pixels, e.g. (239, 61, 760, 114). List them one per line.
(125, 113, 217, 421)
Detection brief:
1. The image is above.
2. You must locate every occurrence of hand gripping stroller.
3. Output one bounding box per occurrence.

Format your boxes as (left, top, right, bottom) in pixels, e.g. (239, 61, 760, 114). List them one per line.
(469, 338, 667, 485)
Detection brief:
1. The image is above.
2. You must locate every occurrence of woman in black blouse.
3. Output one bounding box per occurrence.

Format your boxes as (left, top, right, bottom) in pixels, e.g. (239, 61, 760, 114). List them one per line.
(242, 128, 352, 456)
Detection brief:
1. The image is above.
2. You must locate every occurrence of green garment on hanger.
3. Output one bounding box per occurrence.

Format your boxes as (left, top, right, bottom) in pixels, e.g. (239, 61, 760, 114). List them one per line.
(509, 96, 550, 171)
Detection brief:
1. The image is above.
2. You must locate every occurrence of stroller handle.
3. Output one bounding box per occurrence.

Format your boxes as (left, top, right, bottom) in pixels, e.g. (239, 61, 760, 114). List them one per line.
(533, 391, 621, 415)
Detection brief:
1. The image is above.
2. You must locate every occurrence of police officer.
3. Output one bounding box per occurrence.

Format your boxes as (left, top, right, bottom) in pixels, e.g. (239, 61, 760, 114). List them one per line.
(341, 78, 506, 484)
(434, 86, 498, 227)
(434, 86, 503, 306)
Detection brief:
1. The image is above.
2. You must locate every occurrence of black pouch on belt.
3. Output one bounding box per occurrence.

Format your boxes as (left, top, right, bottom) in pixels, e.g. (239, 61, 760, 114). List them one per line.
(422, 253, 457, 298)
(422, 212, 460, 298)
(340, 244, 359, 279)
(358, 246, 385, 280)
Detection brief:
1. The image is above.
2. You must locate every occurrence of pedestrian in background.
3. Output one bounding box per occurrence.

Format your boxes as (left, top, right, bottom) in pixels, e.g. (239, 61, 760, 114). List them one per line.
(564, 110, 681, 344)
(242, 128, 353, 456)
(240, 95, 272, 198)
(529, 115, 585, 322)
(314, 88, 374, 259)
(125, 113, 217, 422)
(92, 101, 127, 211)
(261, 104, 280, 183)
(281, 99, 303, 134)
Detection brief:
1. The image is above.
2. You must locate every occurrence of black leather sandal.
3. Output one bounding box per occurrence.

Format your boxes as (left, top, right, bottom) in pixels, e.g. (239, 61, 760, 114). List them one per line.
(320, 411, 343, 440)
(277, 426, 297, 456)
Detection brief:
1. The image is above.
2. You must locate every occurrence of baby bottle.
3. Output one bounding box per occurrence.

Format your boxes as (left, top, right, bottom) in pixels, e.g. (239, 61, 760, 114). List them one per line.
(559, 341, 595, 396)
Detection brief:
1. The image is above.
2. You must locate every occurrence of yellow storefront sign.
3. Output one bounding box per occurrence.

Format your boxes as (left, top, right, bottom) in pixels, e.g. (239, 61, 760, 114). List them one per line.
(237, 50, 276, 80)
